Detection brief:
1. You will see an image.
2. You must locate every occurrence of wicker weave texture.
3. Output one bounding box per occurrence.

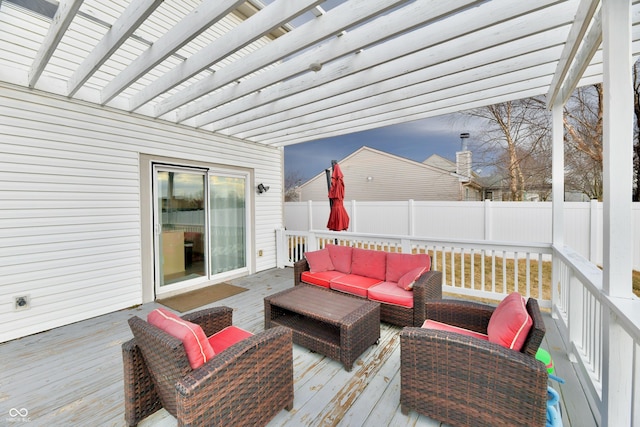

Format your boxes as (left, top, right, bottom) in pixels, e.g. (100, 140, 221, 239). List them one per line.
(400, 297, 548, 427)
(293, 257, 442, 326)
(265, 285, 380, 371)
(123, 306, 293, 426)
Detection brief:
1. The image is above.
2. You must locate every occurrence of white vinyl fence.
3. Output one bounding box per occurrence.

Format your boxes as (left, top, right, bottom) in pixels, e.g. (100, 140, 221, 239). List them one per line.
(285, 200, 640, 270)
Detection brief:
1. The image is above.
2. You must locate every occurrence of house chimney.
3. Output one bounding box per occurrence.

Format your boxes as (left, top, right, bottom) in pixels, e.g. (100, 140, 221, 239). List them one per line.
(457, 133, 471, 178)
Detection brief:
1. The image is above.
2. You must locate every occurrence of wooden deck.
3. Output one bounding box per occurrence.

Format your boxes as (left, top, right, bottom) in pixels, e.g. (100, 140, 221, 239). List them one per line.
(0, 268, 598, 427)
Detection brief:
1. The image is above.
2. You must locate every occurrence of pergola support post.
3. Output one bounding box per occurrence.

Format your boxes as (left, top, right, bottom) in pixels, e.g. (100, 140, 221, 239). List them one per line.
(601, 1, 634, 426)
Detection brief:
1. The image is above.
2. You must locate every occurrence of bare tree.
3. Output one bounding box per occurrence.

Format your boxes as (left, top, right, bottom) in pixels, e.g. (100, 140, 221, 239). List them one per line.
(563, 84, 604, 200)
(284, 170, 305, 202)
(465, 98, 551, 201)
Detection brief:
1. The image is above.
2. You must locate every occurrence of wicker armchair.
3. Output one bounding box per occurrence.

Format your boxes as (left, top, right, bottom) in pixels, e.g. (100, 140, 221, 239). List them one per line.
(122, 306, 294, 426)
(400, 298, 547, 427)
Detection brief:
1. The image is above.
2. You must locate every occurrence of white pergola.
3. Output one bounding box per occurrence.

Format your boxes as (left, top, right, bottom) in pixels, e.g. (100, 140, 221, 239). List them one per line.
(2, 0, 639, 425)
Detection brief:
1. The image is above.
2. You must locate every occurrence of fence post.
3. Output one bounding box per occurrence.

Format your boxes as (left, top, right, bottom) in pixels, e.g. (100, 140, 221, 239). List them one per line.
(307, 200, 313, 231)
(350, 200, 357, 232)
(408, 199, 415, 236)
(484, 199, 492, 240)
(589, 199, 598, 264)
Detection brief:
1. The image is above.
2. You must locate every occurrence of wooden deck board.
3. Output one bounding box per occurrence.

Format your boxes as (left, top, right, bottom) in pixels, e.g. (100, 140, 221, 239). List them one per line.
(0, 268, 595, 427)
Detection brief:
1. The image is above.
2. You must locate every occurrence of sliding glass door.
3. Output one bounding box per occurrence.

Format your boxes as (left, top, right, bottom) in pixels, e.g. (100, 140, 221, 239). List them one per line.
(153, 165, 248, 294)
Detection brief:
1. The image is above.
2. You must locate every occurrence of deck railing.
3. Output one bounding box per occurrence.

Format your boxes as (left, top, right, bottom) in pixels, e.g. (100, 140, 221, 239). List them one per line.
(276, 229, 640, 425)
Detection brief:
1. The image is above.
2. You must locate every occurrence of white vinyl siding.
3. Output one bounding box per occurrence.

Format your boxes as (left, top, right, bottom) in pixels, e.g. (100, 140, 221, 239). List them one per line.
(0, 83, 283, 342)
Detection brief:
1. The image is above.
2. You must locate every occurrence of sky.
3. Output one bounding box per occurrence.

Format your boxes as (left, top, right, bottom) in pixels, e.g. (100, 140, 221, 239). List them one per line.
(284, 114, 484, 182)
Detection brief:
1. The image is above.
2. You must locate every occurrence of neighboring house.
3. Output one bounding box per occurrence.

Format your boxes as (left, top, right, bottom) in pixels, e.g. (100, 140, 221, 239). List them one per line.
(296, 147, 483, 202)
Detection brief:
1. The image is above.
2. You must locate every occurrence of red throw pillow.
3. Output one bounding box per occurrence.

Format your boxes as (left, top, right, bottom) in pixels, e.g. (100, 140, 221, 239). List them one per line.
(305, 248, 335, 273)
(351, 247, 387, 281)
(326, 244, 353, 273)
(397, 266, 426, 290)
(487, 292, 533, 351)
(147, 308, 215, 369)
(386, 252, 431, 283)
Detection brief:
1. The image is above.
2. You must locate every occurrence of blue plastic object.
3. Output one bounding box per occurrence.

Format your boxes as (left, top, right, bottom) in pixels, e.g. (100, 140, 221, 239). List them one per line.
(546, 375, 565, 427)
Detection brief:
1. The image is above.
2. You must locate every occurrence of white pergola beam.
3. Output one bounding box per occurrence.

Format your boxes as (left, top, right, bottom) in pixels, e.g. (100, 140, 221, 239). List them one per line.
(557, 9, 603, 105)
(67, 0, 164, 97)
(183, 0, 487, 125)
(153, 0, 411, 118)
(265, 66, 604, 146)
(225, 26, 569, 138)
(28, 0, 84, 88)
(250, 62, 559, 143)
(129, 0, 325, 111)
(100, 0, 246, 105)
(546, 0, 600, 108)
(194, 0, 568, 128)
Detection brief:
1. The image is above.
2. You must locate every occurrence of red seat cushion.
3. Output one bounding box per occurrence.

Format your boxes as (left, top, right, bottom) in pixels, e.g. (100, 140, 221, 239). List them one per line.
(326, 244, 353, 273)
(208, 326, 253, 354)
(368, 282, 413, 308)
(304, 248, 334, 273)
(301, 270, 346, 288)
(329, 274, 382, 297)
(422, 319, 489, 341)
(147, 308, 215, 369)
(351, 247, 387, 281)
(386, 252, 431, 283)
(487, 292, 533, 351)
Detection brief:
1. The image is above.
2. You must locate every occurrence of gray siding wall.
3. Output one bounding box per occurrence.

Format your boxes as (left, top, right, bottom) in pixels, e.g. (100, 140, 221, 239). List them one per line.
(300, 148, 463, 202)
(0, 83, 283, 343)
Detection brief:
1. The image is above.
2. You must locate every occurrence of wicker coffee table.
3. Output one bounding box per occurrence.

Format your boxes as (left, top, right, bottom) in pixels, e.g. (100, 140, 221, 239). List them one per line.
(264, 285, 380, 371)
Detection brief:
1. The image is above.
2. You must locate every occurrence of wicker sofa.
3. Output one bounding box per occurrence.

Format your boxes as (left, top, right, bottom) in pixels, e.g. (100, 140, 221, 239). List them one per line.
(122, 306, 294, 426)
(400, 296, 547, 427)
(293, 244, 442, 326)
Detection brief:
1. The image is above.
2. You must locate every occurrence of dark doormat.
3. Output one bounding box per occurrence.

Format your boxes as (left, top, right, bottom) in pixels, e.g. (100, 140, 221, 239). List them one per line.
(157, 282, 248, 312)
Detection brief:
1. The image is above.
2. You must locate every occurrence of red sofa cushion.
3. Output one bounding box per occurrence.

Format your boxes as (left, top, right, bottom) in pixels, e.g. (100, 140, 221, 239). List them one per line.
(305, 248, 334, 273)
(368, 282, 413, 308)
(487, 292, 533, 351)
(330, 274, 382, 297)
(386, 252, 431, 283)
(147, 308, 215, 369)
(301, 270, 346, 288)
(208, 326, 253, 354)
(397, 266, 427, 291)
(351, 247, 387, 281)
(326, 244, 353, 273)
(422, 319, 489, 341)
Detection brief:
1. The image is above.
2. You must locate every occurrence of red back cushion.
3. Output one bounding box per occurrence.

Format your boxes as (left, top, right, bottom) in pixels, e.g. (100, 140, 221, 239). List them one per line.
(147, 308, 215, 369)
(397, 266, 427, 290)
(351, 247, 387, 281)
(386, 252, 431, 283)
(326, 244, 353, 273)
(487, 292, 533, 351)
(305, 248, 335, 273)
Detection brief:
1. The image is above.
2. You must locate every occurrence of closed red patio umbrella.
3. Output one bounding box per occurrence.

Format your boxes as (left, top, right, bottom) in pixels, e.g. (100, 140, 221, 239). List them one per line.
(327, 161, 349, 231)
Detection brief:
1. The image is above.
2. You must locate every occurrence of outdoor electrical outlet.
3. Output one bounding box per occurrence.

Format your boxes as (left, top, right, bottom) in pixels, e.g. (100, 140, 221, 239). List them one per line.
(258, 250, 263, 257)
(14, 295, 30, 311)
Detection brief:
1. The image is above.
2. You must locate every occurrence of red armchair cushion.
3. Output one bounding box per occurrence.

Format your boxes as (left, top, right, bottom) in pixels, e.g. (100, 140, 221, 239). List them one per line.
(385, 252, 431, 283)
(422, 319, 489, 341)
(147, 308, 215, 369)
(208, 326, 253, 354)
(487, 292, 533, 351)
(326, 244, 353, 273)
(305, 248, 335, 273)
(351, 247, 387, 281)
(397, 266, 427, 291)
(330, 274, 382, 297)
(301, 270, 346, 288)
(368, 282, 414, 308)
